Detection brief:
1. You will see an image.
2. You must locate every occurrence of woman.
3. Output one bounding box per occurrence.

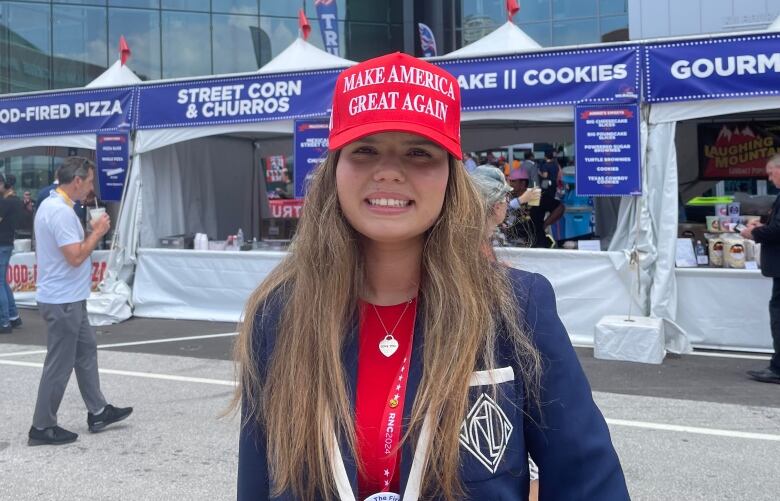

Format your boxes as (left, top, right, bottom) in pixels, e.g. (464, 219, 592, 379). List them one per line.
(469, 166, 512, 250)
(235, 53, 628, 500)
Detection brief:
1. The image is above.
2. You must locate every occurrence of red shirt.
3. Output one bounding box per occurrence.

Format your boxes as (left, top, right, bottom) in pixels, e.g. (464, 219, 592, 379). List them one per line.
(355, 298, 417, 498)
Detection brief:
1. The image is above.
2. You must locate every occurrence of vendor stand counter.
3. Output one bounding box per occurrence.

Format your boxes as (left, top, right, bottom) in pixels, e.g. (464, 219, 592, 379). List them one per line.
(133, 248, 287, 323)
(675, 267, 772, 352)
(134, 247, 641, 345)
(11, 250, 111, 307)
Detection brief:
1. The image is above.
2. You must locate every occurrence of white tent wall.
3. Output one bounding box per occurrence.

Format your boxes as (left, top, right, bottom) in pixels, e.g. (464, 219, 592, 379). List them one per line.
(137, 136, 257, 247)
(134, 120, 295, 154)
(459, 109, 657, 346)
(606, 117, 692, 353)
(639, 94, 778, 352)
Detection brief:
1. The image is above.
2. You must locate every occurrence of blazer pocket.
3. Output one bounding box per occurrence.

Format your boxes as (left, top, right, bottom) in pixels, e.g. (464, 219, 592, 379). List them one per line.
(460, 367, 525, 483)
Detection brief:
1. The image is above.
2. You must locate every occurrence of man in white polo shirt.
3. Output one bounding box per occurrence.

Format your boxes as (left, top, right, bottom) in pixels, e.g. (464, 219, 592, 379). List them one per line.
(28, 157, 132, 446)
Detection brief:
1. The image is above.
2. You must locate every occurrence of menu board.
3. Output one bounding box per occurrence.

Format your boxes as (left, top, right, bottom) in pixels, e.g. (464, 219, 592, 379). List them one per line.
(574, 102, 642, 197)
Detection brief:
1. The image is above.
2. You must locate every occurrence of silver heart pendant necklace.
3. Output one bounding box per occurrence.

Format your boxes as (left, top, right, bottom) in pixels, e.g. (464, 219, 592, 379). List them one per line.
(373, 299, 413, 357)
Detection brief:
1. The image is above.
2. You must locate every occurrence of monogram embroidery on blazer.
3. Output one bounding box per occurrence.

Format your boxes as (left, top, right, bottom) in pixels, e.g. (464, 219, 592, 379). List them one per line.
(458, 393, 513, 474)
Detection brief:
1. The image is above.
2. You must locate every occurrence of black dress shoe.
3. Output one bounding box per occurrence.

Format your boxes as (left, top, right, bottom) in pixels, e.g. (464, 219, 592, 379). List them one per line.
(10, 317, 22, 328)
(88, 404, 133, 432)
(28, 426, 78, 446)
(746, 368, 780, 384)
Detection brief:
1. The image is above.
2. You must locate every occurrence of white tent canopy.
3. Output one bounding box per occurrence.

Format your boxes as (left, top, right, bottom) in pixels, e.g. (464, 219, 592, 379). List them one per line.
(258, 37, 356, 74)
(86, 59, 142, 88)
(0, 58, 140, 155)
(434, 22, 687, 351)
(110, 37, 354, 298)
(135, 37, 355, 154)
(437, 22, 571, 124)
(440, 21, 542, 60)
(767, 13, 780, 31)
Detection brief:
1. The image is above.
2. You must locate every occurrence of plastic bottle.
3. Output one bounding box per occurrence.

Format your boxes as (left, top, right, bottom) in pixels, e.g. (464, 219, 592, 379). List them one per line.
(237, 228, 244, 248)
(695, 240, 709, 266)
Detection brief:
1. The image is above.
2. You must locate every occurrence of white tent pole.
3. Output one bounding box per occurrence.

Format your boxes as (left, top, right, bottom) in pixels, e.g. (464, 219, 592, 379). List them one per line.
(108, 129, 137, 254)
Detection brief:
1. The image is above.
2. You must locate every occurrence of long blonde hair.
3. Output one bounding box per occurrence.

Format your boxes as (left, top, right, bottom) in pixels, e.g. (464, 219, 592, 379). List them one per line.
(233, 151, 541, 500)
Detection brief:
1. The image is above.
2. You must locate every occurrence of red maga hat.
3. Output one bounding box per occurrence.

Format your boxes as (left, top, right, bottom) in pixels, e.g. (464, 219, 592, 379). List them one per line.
(328, 52, 462, 159)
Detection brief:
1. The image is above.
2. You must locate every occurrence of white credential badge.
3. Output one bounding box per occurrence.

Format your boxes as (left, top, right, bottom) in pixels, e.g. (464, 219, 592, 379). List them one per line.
(363, 493, 400, 501)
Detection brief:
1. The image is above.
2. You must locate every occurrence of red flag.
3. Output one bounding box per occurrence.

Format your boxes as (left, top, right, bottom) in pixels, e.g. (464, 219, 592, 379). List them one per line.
(119, 35, 131, 66)
(506, 0, 520, 20)
(298, 9, 311, 41)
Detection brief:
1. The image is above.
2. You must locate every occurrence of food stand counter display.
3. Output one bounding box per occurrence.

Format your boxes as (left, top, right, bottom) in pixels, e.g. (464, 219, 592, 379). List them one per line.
(132, 247, 287, 322)
(675, 267, 770, 352)
(134, 245, 641, 347)
(675, 196, 773, 352)
(9, 250, 111, 307)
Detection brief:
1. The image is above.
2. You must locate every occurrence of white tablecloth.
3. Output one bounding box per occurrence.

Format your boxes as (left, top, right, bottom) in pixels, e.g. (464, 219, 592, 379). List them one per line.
(675, 267, 772, 352)
(133, 248, 286, 323)
(133, 247, 641, 345)
(132, 248, 774, 351)
(10, 250, 110, 307)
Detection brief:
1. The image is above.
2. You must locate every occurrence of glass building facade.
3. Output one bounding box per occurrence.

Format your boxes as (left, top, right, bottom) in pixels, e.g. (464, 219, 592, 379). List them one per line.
(0, 0, 627, 197)
(0, 0, 628, 94)
(0, 0, 407, 93)
(452, 0, 628, 48)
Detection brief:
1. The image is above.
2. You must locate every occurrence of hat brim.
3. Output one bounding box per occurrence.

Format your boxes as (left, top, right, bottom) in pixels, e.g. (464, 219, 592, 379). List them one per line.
(329, 121, 463, 160)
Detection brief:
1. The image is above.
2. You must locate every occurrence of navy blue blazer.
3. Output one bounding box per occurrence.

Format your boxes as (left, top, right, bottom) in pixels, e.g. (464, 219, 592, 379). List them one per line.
(238, 269, 630, 500)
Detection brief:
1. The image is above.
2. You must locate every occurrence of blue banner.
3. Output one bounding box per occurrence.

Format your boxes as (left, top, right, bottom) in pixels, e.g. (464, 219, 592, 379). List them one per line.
(134, 71, 340, 129)
(315, 0, 340, 56)
(0, 87, 134, 139)
(440, 46, 640, 110)
(418, 23, 438, 57)
(574, 102, 642, 197)
(645, 34, 780, 103)
(293, 119, 329, 198)
(95, 132, 130, 201)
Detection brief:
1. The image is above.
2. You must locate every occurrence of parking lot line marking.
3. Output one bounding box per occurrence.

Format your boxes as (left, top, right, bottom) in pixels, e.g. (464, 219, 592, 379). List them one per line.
(95, 331, 239, 349)
(3, 359, 779, 442)
(0, 359, 236, 386)
(0, 349, 48, 357)
(0, 331, 239, 358)
(686, 351, 771, 361)
(606, 418, 780, 442)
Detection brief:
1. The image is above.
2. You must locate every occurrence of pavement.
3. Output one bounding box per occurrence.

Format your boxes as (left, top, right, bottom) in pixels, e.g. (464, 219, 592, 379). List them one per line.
(1, 309, 779, 500)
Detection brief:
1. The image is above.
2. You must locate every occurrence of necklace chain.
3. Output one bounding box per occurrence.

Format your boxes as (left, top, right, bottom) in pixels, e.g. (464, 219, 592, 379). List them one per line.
(372, 298, 413, 338)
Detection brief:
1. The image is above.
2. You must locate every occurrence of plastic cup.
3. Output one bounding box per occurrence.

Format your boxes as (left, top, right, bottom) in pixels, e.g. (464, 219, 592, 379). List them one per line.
(527, 188, 542, 207)
(89, 207, 106, 221)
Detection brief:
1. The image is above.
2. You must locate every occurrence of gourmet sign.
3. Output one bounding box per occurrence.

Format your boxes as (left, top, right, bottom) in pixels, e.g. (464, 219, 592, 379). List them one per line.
(646, 34, 780, 102)
(698, 122, 780, 179)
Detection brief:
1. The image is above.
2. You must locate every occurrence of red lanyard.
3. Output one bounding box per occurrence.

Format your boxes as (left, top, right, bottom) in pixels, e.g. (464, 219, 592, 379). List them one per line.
(370, 305, 417, 494)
